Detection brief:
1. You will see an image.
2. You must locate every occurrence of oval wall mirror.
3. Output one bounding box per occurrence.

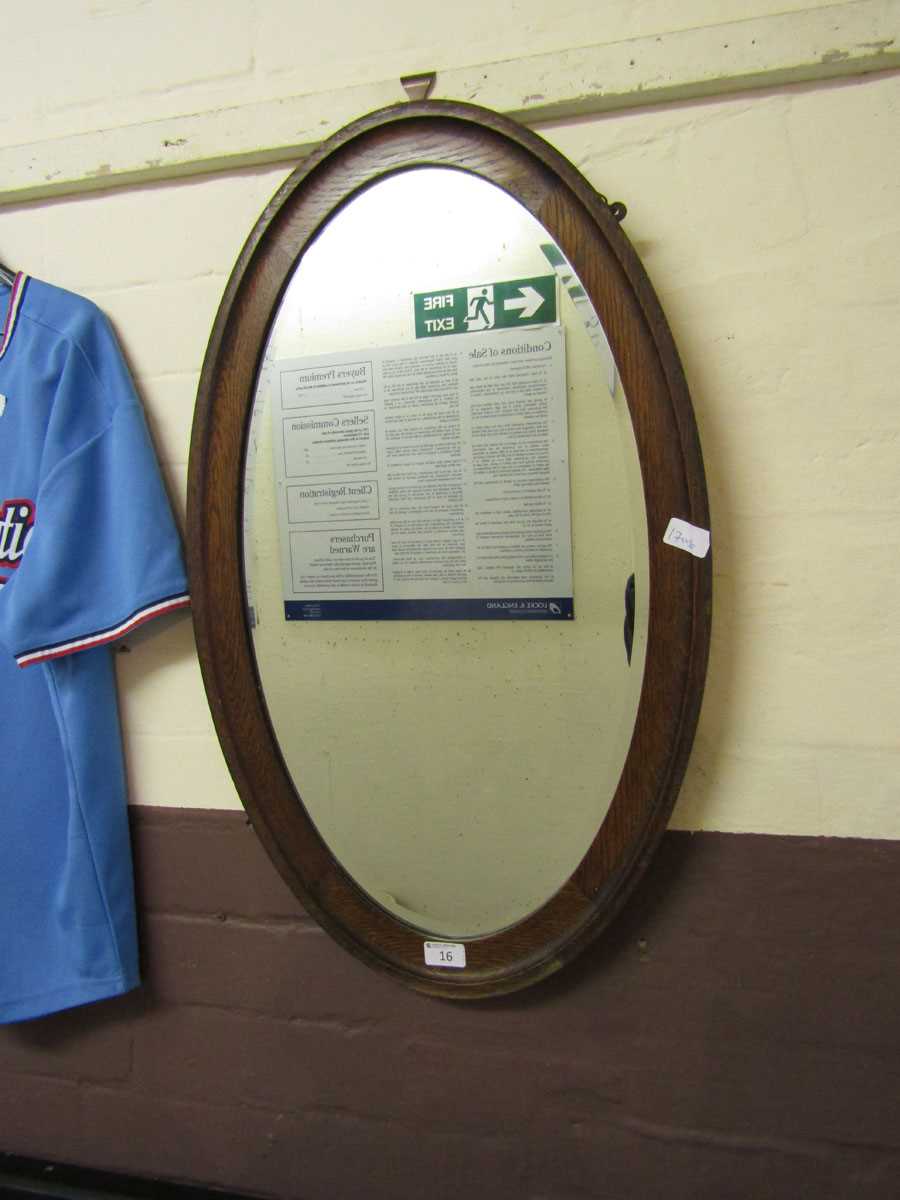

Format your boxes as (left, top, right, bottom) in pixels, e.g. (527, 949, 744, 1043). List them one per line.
(188, 100, 711, 998)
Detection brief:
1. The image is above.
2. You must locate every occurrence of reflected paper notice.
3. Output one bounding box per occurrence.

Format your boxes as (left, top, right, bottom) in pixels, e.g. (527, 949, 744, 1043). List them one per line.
(270, 327, 573, 620)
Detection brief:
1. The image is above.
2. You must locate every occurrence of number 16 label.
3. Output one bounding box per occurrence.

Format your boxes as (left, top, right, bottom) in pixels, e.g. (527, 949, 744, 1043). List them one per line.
(424, 941, 467, 968)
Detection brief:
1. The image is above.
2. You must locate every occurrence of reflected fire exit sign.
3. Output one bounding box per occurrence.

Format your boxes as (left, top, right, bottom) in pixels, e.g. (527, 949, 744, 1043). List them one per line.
(414, 275, 557, 338)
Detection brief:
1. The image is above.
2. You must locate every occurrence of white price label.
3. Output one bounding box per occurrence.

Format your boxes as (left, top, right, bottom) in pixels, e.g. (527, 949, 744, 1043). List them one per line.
(663, 517, 710, 559)
(424, 941, 467, 969)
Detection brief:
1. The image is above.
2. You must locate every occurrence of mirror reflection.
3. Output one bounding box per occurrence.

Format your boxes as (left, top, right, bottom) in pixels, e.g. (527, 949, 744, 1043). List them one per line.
(242, 168, 649, 937)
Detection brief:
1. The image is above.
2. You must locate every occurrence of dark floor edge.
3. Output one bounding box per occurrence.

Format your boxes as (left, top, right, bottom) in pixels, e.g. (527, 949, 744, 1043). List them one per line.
(0, 1155, 265, 1200)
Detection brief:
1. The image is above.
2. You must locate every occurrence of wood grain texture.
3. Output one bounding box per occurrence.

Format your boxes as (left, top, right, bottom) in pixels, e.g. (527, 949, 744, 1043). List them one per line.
(187, 100, 712, 997)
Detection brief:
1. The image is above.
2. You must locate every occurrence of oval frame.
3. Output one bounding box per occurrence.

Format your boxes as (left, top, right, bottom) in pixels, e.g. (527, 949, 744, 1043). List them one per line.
(187, 100, 711, 999)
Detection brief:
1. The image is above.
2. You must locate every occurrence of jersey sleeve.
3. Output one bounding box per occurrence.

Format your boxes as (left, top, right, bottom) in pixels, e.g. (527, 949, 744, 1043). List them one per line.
(0, 313, 189, 666)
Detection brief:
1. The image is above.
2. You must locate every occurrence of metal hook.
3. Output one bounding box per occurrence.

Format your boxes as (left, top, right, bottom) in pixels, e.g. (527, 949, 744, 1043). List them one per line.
(597, 194, 627, 223)
(400, 72, 436, 102)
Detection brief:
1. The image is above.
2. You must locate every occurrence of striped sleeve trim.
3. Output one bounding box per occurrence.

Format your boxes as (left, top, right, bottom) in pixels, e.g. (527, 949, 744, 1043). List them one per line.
(16, 592, 191, 667)
(0, 272, 28, 360)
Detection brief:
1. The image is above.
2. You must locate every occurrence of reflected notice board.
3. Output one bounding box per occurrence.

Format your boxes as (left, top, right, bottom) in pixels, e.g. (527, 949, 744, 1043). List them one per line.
(269, 326, 573, 620)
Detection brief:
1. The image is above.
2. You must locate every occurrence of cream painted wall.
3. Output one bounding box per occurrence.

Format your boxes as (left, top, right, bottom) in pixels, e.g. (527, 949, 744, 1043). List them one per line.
(1, 3, 898, 841)
(2, 1, 841, 145)
(545, 73, 900, 836)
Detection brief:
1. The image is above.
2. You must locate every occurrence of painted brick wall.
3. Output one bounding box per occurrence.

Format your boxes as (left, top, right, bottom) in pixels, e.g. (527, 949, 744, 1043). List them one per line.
(1, 813, 898, 1198)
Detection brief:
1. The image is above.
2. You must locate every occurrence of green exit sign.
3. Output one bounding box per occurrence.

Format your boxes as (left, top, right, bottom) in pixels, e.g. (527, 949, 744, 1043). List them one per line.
(414, 275, 557, 338)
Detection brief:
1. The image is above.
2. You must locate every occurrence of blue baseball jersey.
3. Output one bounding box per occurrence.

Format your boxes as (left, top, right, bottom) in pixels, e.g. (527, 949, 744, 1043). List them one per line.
(0, 273, 189, 1023)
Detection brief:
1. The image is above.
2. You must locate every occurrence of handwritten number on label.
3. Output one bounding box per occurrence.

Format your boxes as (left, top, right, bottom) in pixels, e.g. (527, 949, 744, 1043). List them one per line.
(663, 517, 710, 559)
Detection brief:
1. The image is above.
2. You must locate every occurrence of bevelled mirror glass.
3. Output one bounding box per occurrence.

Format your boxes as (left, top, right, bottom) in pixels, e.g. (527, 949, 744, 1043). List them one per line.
(188, 101, 711, 997)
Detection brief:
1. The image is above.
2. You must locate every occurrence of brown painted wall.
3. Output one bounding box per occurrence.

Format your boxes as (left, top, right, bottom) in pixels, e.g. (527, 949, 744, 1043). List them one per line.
(1, 810, 898, 1199)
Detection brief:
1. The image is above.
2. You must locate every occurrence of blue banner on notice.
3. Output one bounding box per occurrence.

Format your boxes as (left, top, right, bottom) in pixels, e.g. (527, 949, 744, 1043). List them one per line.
(284, 597, 574, 621)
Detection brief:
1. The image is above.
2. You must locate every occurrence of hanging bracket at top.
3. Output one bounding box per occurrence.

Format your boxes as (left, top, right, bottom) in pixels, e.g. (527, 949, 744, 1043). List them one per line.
(400, 72, 436, 102)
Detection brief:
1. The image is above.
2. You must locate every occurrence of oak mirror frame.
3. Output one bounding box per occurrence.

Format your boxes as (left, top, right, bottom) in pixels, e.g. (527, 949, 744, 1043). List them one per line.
(187, 100, 711, 999)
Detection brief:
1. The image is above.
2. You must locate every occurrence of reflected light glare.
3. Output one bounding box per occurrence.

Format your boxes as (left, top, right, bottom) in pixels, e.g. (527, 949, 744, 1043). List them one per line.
(292, 170, 537, 345)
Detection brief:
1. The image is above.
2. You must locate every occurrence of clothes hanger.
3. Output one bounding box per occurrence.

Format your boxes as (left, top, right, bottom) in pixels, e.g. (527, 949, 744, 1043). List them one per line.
(0, 262, 16, 287)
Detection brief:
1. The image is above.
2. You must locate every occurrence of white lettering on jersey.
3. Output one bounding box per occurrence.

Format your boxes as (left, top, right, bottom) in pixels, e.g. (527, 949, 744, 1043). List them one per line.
(0, 498, 35, 580)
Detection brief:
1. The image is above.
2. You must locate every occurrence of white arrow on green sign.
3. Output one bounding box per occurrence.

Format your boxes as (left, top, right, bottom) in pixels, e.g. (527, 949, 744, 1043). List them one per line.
(414, 275, 557, 338)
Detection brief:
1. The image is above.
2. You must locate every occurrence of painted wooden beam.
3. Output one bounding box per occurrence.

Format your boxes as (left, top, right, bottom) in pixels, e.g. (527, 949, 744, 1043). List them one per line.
(1, 0, 897, 205)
